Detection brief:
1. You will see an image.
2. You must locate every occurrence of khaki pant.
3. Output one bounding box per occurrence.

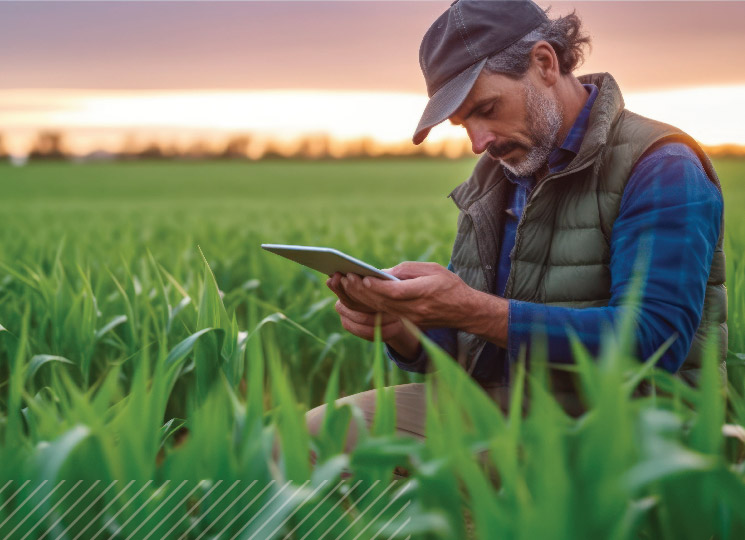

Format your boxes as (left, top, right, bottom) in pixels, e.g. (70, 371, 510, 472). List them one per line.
(305, 383, 584, 478)
(305, 381, 584, 464)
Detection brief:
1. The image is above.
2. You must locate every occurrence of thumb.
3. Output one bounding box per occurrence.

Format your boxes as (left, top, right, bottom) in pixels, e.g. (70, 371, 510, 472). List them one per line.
(384, 261, 435, 280)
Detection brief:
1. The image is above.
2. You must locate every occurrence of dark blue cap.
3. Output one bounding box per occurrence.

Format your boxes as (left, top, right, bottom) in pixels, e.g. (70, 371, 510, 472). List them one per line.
(413, 0, 548, 144)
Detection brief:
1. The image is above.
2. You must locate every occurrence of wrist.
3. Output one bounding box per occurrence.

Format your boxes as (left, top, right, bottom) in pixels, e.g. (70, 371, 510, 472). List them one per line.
(385, 326, 422, 362)
(460, 289, 509, 348)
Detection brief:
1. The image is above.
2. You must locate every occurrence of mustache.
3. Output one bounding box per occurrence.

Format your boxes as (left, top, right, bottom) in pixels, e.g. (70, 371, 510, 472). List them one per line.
(487, 141, 525, 160)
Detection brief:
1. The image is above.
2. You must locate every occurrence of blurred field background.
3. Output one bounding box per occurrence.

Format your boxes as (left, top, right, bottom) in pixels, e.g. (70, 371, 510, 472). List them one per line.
(1, 157, 745, 539)
(0, 158, 473, 407)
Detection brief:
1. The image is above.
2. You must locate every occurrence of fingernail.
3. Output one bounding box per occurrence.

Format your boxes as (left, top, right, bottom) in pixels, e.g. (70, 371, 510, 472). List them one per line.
(363, 278, 371, 288)
(341, 277, 347, 286)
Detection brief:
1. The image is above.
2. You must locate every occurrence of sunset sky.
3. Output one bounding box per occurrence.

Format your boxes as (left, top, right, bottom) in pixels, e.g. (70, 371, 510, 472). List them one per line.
(1, 1, 744, 155)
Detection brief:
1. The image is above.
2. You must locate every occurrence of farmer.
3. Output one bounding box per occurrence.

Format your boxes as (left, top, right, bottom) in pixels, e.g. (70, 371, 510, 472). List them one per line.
(310, 0, 726, 449)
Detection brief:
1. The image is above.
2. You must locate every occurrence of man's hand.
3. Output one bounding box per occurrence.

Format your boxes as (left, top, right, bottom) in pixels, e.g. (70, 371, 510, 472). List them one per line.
(337, 261, 510, 348)
(339, 262, 474, 329)
(326, 271, 422, 359)
(326, 271, 375, 313)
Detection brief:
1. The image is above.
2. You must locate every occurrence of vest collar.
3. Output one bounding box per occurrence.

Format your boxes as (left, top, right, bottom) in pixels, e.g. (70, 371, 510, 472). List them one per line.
(449, 72, 626, 211)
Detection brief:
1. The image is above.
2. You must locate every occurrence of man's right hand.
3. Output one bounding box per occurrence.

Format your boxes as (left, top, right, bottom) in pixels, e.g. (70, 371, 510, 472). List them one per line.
(326, 272, 422, 360)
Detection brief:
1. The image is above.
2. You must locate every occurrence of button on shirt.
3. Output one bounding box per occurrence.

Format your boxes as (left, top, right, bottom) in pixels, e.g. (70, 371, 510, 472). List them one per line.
(386, 83, 723, 381)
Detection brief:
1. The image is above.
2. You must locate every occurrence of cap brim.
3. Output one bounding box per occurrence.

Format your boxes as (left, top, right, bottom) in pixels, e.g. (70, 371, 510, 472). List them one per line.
(412, 57, 487, 145)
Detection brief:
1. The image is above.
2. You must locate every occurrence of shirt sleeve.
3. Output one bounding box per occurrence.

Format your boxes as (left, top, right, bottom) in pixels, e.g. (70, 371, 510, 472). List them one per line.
(507, 143, 723, 373)
(385, 326, 458, 373)
(385, 261, 460, 373)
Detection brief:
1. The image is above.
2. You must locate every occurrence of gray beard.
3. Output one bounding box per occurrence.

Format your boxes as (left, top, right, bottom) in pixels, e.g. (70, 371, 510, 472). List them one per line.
(499, 79, 563, 178)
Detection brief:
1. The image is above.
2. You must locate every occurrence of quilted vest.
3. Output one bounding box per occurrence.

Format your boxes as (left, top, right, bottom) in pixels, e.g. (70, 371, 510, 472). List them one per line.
(447, 72, 727, 389)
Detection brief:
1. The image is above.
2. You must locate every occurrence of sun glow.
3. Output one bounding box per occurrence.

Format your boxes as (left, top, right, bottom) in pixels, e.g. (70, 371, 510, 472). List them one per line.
(1, 84, 744, 156)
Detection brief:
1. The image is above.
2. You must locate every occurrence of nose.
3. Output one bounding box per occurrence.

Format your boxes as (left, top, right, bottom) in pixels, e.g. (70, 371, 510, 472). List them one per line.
(465, 123, 496, 155)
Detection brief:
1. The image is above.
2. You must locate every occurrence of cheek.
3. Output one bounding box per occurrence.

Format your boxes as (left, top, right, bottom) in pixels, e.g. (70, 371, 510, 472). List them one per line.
(490, 114, 529, 141)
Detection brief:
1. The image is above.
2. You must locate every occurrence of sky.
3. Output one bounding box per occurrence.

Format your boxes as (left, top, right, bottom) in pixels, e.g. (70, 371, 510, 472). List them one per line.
(1, 1, 744, 155)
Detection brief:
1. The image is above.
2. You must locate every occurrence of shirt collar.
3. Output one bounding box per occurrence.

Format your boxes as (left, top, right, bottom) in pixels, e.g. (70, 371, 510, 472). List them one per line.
(503, 83, 599, 183)
(555, 83, 599, 156)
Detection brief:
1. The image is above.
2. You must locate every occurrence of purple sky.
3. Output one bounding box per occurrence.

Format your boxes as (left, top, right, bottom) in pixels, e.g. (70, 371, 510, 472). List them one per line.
(2, 1, 744, 93)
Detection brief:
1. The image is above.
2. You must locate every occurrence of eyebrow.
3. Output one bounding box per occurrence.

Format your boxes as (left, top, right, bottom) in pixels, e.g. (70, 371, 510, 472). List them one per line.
(450, 96, 499, 126)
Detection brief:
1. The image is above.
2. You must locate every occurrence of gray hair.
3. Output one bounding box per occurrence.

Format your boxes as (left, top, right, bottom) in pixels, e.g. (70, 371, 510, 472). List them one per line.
(484, 9, 591, 78)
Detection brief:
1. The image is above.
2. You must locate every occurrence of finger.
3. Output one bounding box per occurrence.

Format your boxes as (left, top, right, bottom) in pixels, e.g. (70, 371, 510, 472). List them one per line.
(339, 315, 403, 342)
(341, 273, 388, 311)
(330, 272, 375, 312)
(359, 274, 431, 302)
(384, 261, 445, 280)
(334, 300, 398, 325)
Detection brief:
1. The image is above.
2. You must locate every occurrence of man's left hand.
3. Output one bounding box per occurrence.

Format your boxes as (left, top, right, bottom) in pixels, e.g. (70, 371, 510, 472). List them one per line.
(338, 262, 473, 329)
(339, 261, 510, 347)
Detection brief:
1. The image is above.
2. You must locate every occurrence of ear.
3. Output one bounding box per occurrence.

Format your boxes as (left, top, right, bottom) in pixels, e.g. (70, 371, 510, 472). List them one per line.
(530, 41, 559, 87)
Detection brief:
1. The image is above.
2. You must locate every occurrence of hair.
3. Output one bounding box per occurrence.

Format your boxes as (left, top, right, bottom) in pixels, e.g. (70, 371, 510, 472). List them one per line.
(484, 9, 591, 78)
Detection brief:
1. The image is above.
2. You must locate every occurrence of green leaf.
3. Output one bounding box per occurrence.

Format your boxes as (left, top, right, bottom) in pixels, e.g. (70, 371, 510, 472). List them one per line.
(33, 424, 91, 480)
(26, 354, 75, 383)
(160, 418, 186, 449)
(95, 314, 128, 341)
(165, 327, 223, 369)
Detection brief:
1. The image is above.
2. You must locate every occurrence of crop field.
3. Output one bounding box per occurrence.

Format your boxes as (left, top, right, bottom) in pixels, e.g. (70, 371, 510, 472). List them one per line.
(1, 158, 745, 539)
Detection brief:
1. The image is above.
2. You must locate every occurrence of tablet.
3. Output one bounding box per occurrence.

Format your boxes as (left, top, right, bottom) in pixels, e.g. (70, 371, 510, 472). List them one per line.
(261, 244, 400, 281)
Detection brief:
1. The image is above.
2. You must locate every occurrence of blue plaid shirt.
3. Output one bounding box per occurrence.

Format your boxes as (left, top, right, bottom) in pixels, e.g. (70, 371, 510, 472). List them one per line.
(386, 83, 723, 381)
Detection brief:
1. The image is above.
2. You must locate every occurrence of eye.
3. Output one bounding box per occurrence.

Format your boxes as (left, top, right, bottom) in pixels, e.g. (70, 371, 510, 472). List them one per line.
(479, 101, 497, 117)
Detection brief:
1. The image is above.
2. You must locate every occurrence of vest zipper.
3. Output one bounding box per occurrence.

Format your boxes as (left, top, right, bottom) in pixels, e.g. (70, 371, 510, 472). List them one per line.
(503, 153, 601, 300)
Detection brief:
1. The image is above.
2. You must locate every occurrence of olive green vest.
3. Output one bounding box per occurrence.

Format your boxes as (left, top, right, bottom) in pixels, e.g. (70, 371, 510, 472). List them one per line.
(447, 72, 726, 388)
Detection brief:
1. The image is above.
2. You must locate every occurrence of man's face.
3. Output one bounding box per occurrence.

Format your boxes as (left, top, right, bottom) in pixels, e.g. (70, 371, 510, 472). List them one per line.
(448, 68, 564, 177)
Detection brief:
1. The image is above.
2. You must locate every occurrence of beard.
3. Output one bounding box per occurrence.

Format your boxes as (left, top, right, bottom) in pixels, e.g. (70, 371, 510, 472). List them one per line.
(488, 78, 563, 178)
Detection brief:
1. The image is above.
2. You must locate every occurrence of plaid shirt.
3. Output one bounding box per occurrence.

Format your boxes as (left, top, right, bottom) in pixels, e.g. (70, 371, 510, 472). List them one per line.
(386, 84, 723, 381)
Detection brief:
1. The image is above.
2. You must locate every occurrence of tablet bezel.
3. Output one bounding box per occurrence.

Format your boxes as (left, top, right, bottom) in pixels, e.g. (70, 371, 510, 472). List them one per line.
(260, 244, 400, 281)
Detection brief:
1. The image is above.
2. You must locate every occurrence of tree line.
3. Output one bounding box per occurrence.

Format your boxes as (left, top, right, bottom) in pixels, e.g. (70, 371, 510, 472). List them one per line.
(0, 131, 476, 163)
(1, 131, 743, 164)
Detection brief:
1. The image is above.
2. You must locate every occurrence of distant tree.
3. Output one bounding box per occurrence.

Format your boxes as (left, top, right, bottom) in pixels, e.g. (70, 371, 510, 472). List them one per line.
(295, 134, 332, 160)
(340, 138, 364, 159)
(28, 130, 68, 161)
(260, 139, 289, 160)
(0, 133, 7, 162)
(221, 135, 251, 159)
(137, 142, 166, 160)
(703, 144, 745, 158)
(160, 142, 182, 160)
(182, 140, 214, 160)
(117, 134, 140, 160)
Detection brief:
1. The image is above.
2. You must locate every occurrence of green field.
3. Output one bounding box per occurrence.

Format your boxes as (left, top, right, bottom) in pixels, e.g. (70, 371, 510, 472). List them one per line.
(1, 158, 745, 539)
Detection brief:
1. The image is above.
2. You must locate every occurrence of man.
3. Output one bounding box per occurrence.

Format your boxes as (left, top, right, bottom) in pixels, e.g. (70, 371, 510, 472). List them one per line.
(308, 0, 725, 449)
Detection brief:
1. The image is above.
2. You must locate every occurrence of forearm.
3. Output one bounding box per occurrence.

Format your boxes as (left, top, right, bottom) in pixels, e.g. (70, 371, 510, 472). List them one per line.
(507, 298, 696, 373)
(385, 326, 458, 373)
(460, 290, 510, 349)
(385, 342, 427, 373)
(507, 300, 619, 363)
(385, 327, 421, 360)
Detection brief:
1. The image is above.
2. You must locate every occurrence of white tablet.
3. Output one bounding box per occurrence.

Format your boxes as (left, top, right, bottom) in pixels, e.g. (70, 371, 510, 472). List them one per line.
(261, 244, 400, 281)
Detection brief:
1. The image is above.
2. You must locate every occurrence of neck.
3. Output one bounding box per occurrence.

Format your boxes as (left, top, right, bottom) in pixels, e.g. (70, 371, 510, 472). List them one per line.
(554, 75, 590, 145)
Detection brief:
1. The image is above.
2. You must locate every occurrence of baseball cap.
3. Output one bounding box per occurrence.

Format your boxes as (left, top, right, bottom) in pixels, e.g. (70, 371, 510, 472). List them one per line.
(413, 0, 548, 145)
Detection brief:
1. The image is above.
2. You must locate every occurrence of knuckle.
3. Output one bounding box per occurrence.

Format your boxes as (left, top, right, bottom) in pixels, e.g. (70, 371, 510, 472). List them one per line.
(388, 288, 403, 301)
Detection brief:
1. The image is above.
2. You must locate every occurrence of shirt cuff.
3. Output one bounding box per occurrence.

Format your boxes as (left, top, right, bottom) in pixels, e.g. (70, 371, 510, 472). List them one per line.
(384, 342, 429, 373)
(507, 298, 534, 364)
